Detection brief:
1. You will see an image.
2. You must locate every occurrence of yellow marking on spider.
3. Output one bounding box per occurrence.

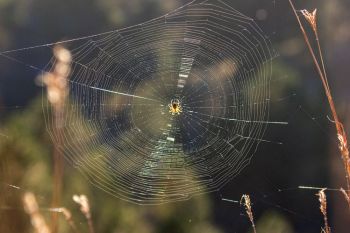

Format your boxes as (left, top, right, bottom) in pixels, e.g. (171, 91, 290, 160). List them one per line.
(168, 99, 182, 115)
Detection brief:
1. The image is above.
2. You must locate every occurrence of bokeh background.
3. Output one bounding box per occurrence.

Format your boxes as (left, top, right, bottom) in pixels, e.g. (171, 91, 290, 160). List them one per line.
(1, 0, 350, 232)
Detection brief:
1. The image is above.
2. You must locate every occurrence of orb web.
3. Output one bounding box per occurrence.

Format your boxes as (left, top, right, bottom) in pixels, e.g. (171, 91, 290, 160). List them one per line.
(44, 0, 274, 204)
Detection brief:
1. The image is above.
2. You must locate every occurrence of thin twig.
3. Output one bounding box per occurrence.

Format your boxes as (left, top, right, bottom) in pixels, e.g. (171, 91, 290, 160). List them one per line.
(73, 195, 95, 233)
(340, 188, 350, 210)
(49, 207, 80, 233)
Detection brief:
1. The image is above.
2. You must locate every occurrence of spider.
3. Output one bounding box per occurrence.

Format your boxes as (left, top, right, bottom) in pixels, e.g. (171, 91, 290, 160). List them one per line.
(168, 99, 182, 115)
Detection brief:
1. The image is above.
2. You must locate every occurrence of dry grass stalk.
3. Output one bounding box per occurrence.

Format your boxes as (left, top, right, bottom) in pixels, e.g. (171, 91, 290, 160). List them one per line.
(288, 0, 350, 203)
(42, 45, 72, 233)
(73, 194, 95, 233)
(22, 192, 51, 233)
(340, 188, 350, 210)
(241, 194, 257, 233)
(50, 207, 80, 233)
(317, 189, 331, 233)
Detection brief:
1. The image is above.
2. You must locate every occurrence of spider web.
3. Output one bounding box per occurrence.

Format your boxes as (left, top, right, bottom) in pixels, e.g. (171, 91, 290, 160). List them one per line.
(42, 0, 276, 204)
(1, 1, 348, 232)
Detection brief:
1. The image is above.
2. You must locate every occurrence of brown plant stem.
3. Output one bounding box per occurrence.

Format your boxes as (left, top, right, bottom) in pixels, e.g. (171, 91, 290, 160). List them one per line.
(288, 0, 350, 199)
(42, 45, 72, 233)
(51, 128, 63, 233)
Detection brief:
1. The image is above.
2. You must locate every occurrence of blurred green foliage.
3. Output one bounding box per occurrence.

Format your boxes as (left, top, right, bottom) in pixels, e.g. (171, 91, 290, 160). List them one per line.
(0, 96, 224, 233)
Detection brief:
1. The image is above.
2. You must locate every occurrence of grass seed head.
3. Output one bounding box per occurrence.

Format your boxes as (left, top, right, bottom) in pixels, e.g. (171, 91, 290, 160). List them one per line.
(301, 9, 317, 32)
